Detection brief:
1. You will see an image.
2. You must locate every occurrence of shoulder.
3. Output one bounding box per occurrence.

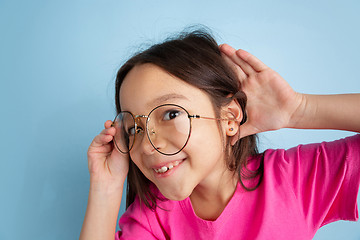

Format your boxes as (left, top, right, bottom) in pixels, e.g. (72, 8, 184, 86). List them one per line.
(119, 185, 186, 239)
(120, 184, 183, 226)
(262, 134, 360, 164)
(241, 135, 360, 234)
(253, 134, 360, 193)
(245, 134, 360, 189)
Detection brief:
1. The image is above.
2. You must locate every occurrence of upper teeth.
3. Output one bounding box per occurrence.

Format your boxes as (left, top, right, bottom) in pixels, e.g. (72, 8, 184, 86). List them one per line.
(154, 160, 181, 173)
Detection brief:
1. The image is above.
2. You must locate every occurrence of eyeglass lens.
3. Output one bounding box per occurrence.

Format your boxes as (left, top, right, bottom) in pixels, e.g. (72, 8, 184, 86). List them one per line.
(113, 105, 191, 155)
(113, 111, 135, 153)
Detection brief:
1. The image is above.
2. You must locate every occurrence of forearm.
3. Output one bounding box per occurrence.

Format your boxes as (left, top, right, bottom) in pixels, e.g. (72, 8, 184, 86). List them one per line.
(288, 93, 360, 133)
(80, 180, 124, 240)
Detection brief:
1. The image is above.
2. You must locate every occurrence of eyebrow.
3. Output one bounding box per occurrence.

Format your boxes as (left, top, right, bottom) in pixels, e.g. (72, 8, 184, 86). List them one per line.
(148, 93, 189, 107)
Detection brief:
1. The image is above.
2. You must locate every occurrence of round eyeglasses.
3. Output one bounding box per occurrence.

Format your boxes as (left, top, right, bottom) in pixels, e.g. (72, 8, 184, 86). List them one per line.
(112, 104, 246, 156)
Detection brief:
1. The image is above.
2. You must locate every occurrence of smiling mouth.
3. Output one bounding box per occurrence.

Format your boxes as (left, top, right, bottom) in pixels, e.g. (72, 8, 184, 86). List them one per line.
(153, 159, 184, 174)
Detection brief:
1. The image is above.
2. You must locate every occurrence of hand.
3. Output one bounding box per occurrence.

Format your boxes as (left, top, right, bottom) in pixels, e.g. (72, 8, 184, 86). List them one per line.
(87, 120, 129, 192)
(81, 120, 127, 240)
(219, 44, 304, 141)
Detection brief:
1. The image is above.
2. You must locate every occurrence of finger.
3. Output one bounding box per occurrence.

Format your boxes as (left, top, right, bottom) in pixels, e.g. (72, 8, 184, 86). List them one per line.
(92, 127, 116, 147)
(221, 52, 247, 82)
(230, 123, 256, 144)
(104, 120, 113, 129)
(239, 122, 260, 139)
(219, 43, 236, 55)
(92, 132, 113, 147)
(236, 49, 268, 72)
(238, 124, 250, 139)
(220, 44, 255, 75)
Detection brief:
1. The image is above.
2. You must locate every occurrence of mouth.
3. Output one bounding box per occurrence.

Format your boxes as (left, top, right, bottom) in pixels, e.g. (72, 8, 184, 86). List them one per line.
(153, 159, 185, 175)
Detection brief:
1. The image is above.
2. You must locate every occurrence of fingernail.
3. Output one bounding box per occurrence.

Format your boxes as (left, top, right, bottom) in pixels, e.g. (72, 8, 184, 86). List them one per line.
(220, 44, 234, 55)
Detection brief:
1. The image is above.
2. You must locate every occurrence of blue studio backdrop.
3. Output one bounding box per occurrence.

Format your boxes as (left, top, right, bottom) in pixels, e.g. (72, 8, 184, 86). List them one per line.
(0, 0, 359, 239)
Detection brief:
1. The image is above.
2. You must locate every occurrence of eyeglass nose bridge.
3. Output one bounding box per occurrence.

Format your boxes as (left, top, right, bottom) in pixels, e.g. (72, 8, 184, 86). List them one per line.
(134, 114, 148, 124)
(134, 114, 157, 136)
(133, 114, 160, 152)
(133, 115, 148, 133)
(134, 114, 148, 120)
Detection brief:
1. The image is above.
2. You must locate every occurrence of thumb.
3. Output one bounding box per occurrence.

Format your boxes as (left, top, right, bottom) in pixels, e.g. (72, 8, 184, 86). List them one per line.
(230, 123, 254, 145)
(239, 123, 253, 139)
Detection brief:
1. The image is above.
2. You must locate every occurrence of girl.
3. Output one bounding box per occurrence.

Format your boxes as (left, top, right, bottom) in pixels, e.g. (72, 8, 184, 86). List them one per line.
(80, 30, 360, 240)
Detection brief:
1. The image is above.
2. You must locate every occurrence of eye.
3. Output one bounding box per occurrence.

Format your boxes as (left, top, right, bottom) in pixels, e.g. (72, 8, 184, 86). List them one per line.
(127, 126, 143, 136)
(163, 110, 182, 121)
(127, 126, 136, 136)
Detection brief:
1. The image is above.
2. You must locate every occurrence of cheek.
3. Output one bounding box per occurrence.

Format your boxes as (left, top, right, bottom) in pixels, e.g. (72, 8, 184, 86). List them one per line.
(187, 121, 224, 157)
(129, 154, 147, 175)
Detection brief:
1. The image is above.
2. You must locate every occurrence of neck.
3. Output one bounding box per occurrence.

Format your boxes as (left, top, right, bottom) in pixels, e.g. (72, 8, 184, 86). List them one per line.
(189, 168, 238, 221)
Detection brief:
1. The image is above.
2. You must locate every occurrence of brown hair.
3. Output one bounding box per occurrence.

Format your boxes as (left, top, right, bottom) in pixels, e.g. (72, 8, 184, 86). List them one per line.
(115, 28, 263, 210)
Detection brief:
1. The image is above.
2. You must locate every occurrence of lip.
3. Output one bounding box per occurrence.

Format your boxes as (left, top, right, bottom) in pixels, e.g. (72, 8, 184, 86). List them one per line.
(152, 158, 186, 178)
(151, 158, 185, 169)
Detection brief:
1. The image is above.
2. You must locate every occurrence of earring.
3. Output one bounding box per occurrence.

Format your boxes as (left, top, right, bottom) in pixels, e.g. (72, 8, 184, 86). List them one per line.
(229, 127, 234, 131)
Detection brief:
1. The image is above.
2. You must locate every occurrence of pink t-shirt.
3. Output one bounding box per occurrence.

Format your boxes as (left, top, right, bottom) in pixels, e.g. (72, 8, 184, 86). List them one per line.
(116, 135, 360, 240)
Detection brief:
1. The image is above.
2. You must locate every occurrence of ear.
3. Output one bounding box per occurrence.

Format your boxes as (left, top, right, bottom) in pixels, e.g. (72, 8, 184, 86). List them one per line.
(222, 98, 244, 143)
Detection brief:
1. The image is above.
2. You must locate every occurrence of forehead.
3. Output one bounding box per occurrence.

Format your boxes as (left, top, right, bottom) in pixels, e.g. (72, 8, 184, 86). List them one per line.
(119, 64, 210, 113)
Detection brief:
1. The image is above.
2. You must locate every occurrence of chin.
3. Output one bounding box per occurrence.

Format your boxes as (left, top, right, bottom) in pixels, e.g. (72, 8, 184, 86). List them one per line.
(159, 186, 192, 201)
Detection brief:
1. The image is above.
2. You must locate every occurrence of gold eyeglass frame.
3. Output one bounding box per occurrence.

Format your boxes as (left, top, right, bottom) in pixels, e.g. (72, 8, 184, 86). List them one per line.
(112, 103, 247, 156)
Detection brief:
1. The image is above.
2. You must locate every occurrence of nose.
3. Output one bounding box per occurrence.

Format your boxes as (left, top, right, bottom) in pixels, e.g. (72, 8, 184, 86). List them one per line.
(131, 116, 155, 155)
(138, 130, 157, 155)
(139, 128, 167, 155)
(132, 127, 166, 155)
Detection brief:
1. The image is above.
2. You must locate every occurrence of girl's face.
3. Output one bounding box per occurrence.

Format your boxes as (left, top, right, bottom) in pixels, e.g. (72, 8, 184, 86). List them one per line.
(120, 63, 230, 201)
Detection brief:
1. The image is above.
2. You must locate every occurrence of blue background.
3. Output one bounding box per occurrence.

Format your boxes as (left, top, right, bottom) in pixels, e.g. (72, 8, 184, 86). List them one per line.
(1, 0, 359, 239)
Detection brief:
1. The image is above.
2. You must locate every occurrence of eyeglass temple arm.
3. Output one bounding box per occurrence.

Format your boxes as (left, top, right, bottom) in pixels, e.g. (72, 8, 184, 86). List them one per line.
(189, 112, 247, 125)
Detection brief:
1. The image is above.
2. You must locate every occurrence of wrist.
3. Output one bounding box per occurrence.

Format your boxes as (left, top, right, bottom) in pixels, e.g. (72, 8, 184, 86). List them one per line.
(81, 182, 123, 240)
(87, 181, 124, 212)
(89, 175, 126, 195)
(286, 93, 311, 129)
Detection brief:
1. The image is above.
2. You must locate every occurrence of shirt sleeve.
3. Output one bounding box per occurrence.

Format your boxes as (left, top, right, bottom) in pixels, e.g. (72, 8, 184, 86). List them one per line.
(115, 198, 158, 240)
(274, 134, 360, 229)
